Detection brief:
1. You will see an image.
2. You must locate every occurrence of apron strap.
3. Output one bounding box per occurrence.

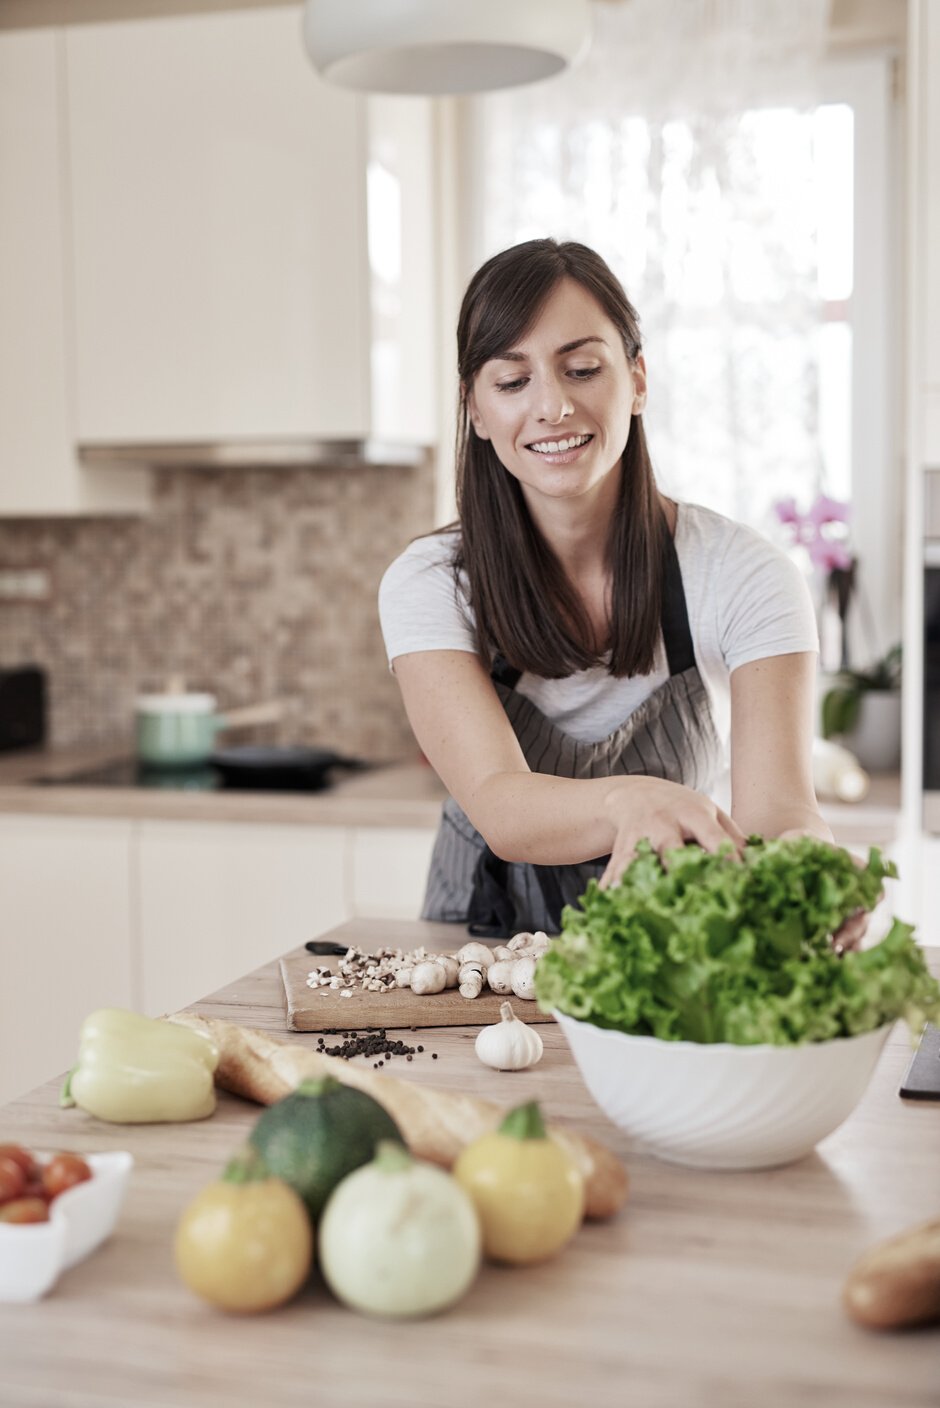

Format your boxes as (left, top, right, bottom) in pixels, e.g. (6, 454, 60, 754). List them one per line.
(660, 528, 695, 676)
(490, 655, 523, 689)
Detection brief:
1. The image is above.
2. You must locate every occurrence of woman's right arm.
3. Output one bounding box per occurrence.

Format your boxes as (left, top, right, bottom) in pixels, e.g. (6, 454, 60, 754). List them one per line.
(393, 650, 744, 880)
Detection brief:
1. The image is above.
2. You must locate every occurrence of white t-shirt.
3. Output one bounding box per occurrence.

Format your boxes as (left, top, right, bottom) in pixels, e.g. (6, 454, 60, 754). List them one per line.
(378, 500, 818, 763)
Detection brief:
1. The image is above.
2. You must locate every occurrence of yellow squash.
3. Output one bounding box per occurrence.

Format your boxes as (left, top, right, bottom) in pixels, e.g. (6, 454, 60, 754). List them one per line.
(453, 1100, 585, 1264)
(175, 1147, 313, 1313)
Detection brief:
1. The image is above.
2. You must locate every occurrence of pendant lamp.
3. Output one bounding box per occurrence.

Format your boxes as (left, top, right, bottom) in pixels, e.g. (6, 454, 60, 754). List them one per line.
(302, 0, 593, 96)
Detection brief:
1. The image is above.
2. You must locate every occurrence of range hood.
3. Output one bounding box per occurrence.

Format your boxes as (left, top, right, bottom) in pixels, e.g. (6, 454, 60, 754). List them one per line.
(78, 439, 432, 471)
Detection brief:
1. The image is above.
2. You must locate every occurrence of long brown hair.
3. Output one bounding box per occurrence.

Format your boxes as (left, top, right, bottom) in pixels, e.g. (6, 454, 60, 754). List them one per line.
(453, 238, 667, 680)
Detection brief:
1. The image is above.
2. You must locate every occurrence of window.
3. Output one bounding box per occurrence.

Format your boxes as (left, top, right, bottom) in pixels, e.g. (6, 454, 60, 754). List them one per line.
(464, 57, 898, 657)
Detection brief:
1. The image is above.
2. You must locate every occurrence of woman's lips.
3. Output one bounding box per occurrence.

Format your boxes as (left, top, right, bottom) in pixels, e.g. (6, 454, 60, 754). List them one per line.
(524, 434, 594, 465)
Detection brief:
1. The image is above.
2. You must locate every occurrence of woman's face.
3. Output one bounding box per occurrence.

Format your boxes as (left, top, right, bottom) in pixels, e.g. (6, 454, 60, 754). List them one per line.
(467, 277, 646, 512)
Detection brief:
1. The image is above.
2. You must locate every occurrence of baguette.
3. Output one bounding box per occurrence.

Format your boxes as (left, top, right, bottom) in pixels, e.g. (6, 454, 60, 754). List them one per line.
(167, 1012, 628, 1220)
(843, 1218, 940, 1329)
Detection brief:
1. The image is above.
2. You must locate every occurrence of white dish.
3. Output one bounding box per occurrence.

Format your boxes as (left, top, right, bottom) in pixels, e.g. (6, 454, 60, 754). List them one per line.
(0, 1151, 133, 1302)
(554, 1012, 893, 1170)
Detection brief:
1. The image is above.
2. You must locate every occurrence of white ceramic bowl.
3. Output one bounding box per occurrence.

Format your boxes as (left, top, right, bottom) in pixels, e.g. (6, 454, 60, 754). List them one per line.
(554, 1012, 893, 1170)
(0, 1151, 133, 1302)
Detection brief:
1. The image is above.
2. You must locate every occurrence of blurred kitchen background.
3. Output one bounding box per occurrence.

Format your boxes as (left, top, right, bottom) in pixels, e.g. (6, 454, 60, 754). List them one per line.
(2, 0, 939, 1097)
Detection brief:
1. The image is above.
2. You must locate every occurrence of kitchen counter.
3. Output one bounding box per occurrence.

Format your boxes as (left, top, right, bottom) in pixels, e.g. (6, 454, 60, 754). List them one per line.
(0, 918, 937, 1408)
(0, 743, 448, 828)
(0, 742, 903, 845)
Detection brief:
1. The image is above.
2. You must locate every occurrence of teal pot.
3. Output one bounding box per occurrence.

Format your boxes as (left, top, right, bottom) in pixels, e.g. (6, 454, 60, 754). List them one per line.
(135, 693, 282, 769)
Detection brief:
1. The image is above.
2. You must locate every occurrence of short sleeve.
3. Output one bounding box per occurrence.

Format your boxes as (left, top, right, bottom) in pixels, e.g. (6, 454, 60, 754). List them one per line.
(377, 534, 478, 665)
(716, 525, 819, 673)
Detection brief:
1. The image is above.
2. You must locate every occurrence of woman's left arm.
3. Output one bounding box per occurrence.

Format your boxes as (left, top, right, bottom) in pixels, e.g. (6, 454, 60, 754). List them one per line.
(729, 651, 833, 842)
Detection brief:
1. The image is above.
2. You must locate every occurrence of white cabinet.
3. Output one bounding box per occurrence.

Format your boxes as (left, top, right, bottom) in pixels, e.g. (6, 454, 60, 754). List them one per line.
(65, 7, 435, 449)
(0, 31, 148, 516)
(0, 815, 135, 1105)
(350, 825, 436, 919)
(1, 809, 437, 1099)
(136, 820, 349, 1015)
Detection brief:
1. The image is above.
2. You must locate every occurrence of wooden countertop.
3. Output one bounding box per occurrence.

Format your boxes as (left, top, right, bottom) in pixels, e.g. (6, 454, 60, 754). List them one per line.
(0, 918, 937, 1408)
(0, 742, 902, 846)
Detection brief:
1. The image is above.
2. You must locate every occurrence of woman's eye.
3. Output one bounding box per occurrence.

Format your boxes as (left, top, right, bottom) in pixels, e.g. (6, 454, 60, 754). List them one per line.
(569, 366, 602, 380)
(496, 377, 528, 393)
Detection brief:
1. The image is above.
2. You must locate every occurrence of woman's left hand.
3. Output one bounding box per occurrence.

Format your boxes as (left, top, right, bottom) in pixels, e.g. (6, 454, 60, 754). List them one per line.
(776, 827, 876, 953)
(829, 908, 868, 955)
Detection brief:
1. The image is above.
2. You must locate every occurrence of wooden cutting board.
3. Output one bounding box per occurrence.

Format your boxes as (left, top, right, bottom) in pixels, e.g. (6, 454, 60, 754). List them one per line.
(279, 947, 555, 1032)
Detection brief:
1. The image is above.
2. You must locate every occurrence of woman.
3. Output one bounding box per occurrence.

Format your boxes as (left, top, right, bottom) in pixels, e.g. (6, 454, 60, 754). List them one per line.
(380, 238, 844, 940)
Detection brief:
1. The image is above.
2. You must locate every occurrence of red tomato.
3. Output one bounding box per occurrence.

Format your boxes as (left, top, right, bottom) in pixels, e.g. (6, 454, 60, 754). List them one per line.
(0, 1144, 39, 1180)
(0, 1156, 26, 1205)
(23, 1177, 52, 1204)
(0, 1197, 49, 1224)
(41, 1153, 92, 1201)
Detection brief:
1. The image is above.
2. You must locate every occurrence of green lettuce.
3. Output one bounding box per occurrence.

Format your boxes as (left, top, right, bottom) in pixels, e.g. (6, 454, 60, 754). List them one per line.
(534, 836, 940, 1045)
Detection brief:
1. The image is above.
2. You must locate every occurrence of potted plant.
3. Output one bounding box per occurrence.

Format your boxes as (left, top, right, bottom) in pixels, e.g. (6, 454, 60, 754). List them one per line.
(821, 644, 902, 773)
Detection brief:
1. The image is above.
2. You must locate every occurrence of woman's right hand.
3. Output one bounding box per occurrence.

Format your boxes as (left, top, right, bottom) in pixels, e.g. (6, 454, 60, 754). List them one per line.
(599, 775, 746, 888)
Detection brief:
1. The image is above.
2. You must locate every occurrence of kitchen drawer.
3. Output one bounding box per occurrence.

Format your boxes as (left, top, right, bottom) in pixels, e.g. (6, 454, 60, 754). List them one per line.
(0, 814, 135, 1104)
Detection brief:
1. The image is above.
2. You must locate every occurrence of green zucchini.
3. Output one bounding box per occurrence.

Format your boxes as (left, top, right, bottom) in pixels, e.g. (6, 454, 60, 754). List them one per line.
(248, 1076, 403, 1219)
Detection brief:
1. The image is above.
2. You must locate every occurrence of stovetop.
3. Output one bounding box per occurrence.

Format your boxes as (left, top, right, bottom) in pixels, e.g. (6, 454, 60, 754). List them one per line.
(38, 758, 333, 793)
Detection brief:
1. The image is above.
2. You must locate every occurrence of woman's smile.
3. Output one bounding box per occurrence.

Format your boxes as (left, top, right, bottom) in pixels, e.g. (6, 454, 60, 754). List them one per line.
(525, 432, 595, 465)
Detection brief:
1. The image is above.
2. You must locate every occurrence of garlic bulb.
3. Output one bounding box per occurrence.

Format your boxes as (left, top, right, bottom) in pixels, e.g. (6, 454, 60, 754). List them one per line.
(475, 1002, 544, 1071)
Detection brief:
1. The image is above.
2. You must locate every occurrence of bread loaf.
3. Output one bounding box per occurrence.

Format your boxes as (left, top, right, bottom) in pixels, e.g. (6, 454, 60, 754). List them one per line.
(843, 1218, 940, 1329)
(167, 1012, 628, 1220)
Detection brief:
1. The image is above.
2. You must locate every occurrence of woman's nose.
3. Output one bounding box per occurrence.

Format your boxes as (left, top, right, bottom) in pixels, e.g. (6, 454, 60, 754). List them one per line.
(534, 377, 574, 424)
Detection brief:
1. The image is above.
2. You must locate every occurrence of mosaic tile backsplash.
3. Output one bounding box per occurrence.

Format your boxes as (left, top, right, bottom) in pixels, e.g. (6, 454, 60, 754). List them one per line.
(0, 463, 436, 757)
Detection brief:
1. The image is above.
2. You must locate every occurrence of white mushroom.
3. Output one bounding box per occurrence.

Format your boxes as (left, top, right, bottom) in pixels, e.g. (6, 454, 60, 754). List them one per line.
(455, 941, 495, 970)
(433, 954, 460, 989)
(508, 930, 551, 956)
(510, 955, 538, 1001)
(486, 960, 516, 996)
(458, 960, 486, 999)
(493, 946, 515, 963)
(411, 961, 446, 996)
(394, 967, 414, 988)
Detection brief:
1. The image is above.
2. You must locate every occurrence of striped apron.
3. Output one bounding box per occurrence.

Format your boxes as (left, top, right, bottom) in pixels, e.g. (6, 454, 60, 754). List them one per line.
(420, 531, 726, 937)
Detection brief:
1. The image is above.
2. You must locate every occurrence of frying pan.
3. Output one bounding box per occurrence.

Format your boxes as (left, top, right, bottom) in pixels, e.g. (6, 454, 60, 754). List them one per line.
(208, 745, 371, 791)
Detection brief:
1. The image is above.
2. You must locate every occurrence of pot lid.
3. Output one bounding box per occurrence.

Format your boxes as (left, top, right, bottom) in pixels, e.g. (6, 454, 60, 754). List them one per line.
(135, 692, 217, 714)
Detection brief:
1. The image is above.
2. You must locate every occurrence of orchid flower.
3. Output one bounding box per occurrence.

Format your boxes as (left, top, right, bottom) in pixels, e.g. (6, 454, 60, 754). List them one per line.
(773, 492, 853, 575)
